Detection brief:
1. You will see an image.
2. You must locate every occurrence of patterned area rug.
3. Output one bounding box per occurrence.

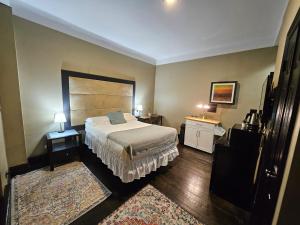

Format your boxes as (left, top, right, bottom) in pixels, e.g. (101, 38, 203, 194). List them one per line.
(99, 185, 203, 225)
(11, 161, 111, 225)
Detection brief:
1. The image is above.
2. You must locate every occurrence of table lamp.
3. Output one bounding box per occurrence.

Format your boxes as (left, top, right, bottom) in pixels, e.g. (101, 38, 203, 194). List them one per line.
(196, 104, 210, 119)
(54, 112, 66, 133)
(136, 105, 143, 116)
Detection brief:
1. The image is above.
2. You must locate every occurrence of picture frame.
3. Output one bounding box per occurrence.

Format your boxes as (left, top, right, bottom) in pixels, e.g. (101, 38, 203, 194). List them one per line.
(209, 81, 237, 104)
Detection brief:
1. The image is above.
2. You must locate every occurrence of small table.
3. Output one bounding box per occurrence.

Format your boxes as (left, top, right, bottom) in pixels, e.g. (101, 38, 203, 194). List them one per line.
(46, 129, 82, 171)
(137, 115, 163, 125)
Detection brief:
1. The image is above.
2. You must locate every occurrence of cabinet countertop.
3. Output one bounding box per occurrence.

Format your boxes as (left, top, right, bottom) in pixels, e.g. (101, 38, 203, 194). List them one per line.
(185, 116, 220, 125)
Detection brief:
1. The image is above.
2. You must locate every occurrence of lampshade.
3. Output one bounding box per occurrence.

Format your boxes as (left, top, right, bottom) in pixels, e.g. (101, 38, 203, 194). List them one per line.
(204, 104, 210, 109)
(196, 104, 203, 109)
(54, 112, 66, 123)
(136, 105, 143, 111)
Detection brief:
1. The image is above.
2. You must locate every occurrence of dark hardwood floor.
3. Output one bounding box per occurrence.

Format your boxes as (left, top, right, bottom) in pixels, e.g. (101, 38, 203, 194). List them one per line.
(72, 144, 250, 225)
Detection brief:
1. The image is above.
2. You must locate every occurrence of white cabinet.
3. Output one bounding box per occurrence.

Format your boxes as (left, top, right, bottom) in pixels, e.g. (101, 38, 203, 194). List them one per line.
(197, 127, 214, 152)
(184, 123, 198, 149)
(184, 118, 220, 153)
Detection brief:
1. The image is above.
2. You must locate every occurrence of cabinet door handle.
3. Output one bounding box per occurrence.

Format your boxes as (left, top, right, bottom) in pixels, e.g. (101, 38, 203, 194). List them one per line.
(196, 130, 198, 147)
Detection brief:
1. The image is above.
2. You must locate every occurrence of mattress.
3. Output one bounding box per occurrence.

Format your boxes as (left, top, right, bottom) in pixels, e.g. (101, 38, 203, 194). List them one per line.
(85, 120, 179, 182)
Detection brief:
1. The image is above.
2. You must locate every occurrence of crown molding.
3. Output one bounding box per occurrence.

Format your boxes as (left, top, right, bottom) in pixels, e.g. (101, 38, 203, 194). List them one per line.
(273, 0, 289, 45)
(9, 0, 281, 66)
(156, 36, 276, 65)
(11, 1, 156, 65)
(0, 0, 10, 6)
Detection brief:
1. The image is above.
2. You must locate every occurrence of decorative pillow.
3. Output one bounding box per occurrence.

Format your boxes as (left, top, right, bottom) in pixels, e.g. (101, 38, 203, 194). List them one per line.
(124, 113, 137, 122)
(85, 116, 110, 126)
(107, 111, 127, 125)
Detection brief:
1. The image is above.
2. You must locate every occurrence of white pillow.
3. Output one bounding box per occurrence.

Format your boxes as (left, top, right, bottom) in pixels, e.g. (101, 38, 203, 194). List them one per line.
(85, 116, 110, 126)
(123, 113, 137, 122)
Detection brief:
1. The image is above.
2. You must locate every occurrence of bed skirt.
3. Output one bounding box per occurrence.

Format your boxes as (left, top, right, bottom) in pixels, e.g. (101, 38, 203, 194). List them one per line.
(85, 132, 179, 183)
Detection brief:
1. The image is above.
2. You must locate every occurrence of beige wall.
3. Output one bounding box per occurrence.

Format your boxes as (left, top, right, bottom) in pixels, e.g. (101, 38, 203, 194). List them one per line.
(154, 47, 277, 131)
(0, 4, 27, 167)
(13, 17, 156, 158)
(272, 1, 300, 225)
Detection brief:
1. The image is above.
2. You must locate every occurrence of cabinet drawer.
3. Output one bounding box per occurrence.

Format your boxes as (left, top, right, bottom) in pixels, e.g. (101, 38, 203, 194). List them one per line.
(53, 149, 78, 163)
(186, 119, 215, 129)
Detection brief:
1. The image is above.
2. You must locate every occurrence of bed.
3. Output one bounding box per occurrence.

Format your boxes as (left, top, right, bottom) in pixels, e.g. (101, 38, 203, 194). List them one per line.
(60, 70, 179, 182)
(85, 113, 179, 183)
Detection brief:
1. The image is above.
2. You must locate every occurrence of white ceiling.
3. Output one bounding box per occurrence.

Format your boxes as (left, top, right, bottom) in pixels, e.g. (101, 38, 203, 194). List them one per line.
(6, 0, 288, 65)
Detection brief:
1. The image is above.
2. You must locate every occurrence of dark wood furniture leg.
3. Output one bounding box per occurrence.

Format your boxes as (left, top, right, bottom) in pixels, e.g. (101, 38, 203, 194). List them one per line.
(78, 134, 82, 160)
(47, 139, 54, 171)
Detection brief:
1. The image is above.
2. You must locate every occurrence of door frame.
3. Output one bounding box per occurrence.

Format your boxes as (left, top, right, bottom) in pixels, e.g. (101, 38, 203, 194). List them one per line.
(251, 8, 300, 225)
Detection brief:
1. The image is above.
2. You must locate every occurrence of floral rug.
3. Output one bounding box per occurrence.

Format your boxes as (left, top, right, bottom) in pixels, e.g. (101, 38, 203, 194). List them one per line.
(99, 185, 203, 225)
(11, 161, 111, 225)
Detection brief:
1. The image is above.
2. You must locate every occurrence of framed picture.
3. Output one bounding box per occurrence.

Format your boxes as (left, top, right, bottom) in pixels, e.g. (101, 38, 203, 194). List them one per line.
(210, 81, 237, 104)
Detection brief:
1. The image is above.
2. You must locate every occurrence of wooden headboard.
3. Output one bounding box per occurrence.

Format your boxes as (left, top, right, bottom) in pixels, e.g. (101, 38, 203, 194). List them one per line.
(61, 70, 135, 130)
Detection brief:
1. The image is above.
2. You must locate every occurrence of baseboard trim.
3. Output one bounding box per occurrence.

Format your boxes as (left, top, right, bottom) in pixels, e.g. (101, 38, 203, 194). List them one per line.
(8, 164, 30, 178)
(5, 151, 85, 225)
(9, 154, 49, 178)
(4, 154, 49, 225)
(3, 184, 10, 225)
(0, 189, 5, 225)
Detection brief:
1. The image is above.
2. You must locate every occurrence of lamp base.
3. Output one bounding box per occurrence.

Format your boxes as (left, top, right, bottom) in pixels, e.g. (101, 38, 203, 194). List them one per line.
(58, 123, 65, 133)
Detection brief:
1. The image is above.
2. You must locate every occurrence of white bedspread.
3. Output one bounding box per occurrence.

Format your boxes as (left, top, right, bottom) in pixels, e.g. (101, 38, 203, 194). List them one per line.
(85, 120, 179, 183)
(87, 120, 151, 138)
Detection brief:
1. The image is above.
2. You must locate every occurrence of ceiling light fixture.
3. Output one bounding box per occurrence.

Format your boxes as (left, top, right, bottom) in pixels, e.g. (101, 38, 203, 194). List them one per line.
(164, 0, 177, 7)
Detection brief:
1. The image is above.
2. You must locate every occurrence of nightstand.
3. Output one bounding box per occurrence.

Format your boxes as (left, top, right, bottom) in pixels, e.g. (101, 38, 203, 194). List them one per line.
(137, 115, 163, 125)
(46, 129, 82, 171)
